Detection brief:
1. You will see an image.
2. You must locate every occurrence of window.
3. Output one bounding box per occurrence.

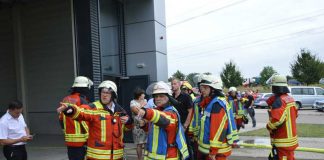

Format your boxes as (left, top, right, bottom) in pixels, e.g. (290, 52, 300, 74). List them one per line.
(302, 88, 314, 95)
(316, 88, 324, 95)
(291, 88, 302, 95)
(99, 0, 123, 76)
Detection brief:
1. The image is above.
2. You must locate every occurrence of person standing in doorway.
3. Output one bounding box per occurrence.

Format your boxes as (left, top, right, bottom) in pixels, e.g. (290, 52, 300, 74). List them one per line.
(0, 100, 33, 160)
(130, 88, 148, 160)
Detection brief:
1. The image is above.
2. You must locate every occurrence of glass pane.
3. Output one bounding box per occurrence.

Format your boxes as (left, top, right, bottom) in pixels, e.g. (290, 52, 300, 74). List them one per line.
(308, 88, 315, 95)
(264, 94, 272, 98)
(101, 55, 120, 75)
(302, 88, 314, 95)
(316, 88, 324, 95)
(99, 0, 120, 76)
(291, 88, 301, 95)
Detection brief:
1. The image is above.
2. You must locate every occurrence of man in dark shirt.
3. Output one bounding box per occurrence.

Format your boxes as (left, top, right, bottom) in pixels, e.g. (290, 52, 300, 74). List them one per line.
(171, 78, 194, 159)
(244, 91, 256, 127)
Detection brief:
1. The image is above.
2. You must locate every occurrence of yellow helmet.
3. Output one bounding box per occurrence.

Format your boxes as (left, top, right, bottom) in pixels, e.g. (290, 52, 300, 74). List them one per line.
(181, 81, 193, 90)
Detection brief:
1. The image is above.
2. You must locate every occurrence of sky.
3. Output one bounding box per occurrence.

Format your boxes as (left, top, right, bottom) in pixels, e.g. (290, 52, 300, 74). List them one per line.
(165, 0, 324, 78)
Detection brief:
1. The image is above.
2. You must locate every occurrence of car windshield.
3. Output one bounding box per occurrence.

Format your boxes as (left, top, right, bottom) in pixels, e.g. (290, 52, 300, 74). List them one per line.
(264, 94, 272, 98)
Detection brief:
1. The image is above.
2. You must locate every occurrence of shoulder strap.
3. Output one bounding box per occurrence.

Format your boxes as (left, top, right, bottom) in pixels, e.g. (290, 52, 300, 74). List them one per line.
(163, 106, 189, 159)
(205, 97, 226, 113)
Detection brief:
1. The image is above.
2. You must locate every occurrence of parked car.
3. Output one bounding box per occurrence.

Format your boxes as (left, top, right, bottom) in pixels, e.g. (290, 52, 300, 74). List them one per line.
(288, 86, 324, 109)
(314, 100, 324, 111)
(254, 93, 273, 108)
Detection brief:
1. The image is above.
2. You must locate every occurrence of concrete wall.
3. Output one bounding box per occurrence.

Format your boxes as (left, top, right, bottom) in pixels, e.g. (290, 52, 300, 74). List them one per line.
(20, 0, 74, 134)
(124, 0, 167, 82)
(0, 8, 17, 114)
(0, 0, 75, 134)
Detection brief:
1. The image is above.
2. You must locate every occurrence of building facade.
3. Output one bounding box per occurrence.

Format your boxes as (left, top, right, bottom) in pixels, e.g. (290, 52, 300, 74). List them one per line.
(0, 0, 167, 135)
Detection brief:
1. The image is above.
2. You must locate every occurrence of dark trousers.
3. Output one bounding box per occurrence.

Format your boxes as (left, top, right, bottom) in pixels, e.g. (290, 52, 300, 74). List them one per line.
(3, 145, 27, 160)
(185, 134, 194, 160)
(248, 108, 256, 127)
(67, 146, 86, 160)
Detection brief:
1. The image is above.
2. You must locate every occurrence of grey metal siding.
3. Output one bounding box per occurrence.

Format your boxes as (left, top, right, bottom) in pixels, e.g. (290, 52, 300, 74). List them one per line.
(20, 0, 74, 134)
(0, 8, 16, 113)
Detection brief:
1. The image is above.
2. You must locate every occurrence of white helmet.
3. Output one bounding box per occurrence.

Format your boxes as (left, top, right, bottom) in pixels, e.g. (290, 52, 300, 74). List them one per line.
(266, 74, 288, 87)
(193, 74, 204, 85)
(146, 81, 172, 96)
(229, 86, 237, 92)
(98, 80, 117, 95)
(200, 75, 223, 90)
(72, 76, 93, 89)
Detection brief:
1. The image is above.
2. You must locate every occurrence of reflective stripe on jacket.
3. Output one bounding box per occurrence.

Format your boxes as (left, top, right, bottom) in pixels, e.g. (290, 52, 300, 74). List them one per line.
(69, 101, 130, 160)
(224, 96, 239, 144)
(59, 93, 89, 147)
(144, 106, 189, 160)
(198, 97, 233, 155)
(188, 96, 201, 139)
(266, 94, 298, 150)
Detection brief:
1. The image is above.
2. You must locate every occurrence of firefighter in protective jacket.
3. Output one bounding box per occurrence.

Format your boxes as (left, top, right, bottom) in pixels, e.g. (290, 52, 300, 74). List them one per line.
(266, 75, 298, 160)
(227, 86, 245, 132)
(132, 81, 189, 160)
(193, 74, 236, 160)
(59, 76, 93, 160)
(57, 80, 132, 160)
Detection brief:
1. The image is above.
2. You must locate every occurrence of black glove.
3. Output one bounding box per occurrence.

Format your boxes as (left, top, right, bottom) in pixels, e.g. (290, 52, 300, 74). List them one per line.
(63, 105, 75, 115)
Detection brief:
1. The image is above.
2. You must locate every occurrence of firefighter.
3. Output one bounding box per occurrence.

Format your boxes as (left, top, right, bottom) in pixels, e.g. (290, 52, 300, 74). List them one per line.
(181, 81, 196, 101)
(195, 75, 235, 160)
(132, 81, 189, 160)
(57, 80, 132, 160)
(266, 75, 298, 160)
(186, 74, 205, 159)
(59, 76, 93, 160)
(227, 87, 245, 132)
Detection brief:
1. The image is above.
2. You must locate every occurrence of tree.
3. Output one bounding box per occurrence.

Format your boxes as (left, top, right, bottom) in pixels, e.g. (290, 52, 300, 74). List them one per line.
(171, 70, 186, 81)
(290, 49, 324, 85)
(185, 72, 199, 87)
(203, 72, 212, 75)
(220, 60, 244, 88)
(259, 66, 277, 86)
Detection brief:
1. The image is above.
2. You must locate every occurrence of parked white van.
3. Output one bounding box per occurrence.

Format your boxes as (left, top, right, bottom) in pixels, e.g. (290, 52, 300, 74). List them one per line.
(288, 86, 324, 109)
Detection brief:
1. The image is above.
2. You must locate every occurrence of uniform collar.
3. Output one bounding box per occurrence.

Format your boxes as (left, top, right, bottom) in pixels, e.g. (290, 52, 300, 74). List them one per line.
(6, 110, 19, 120)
